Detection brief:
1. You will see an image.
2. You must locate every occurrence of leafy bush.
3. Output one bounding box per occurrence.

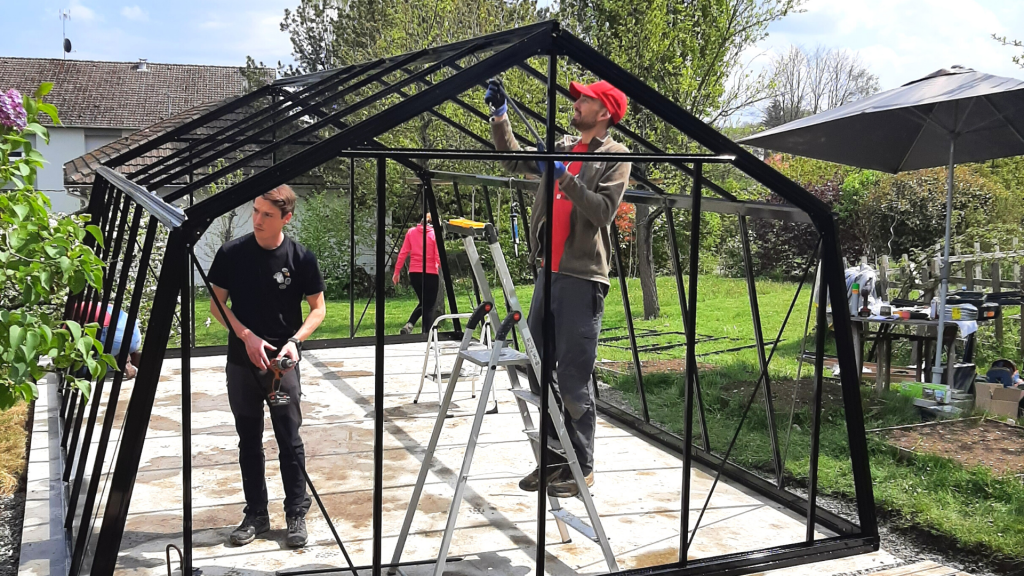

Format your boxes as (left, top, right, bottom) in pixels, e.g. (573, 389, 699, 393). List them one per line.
(0, 84, 114, 409)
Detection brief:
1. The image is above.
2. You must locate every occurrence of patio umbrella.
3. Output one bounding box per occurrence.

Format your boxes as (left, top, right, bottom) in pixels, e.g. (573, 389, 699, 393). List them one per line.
(739, 65, 1024, 384)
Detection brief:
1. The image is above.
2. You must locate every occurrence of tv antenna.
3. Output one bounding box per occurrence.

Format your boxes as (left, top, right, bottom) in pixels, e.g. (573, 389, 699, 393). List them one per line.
(61, 9, 72, 59)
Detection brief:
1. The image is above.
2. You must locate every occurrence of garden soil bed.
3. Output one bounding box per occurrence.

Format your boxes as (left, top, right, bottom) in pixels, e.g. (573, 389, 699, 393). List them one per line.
(884, 419, 1024, 477)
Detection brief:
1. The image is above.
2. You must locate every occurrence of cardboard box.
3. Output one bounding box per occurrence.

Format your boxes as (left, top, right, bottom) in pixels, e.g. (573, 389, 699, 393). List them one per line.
(990, 400, 1022, 418)
(974, 382, 1001, 412)
(986, 386, 1024, 418)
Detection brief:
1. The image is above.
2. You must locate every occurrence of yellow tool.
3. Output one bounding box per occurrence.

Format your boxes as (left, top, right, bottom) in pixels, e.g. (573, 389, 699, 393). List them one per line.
(447, 218, 485, 228)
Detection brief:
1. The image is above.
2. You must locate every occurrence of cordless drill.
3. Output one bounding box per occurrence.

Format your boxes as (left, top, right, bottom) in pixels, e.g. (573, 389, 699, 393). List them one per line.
(267, 356, 296, 406)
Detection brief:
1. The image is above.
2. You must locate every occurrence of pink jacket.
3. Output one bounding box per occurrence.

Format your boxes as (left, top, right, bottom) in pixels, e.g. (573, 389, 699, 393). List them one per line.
(395, 223, 441, 276)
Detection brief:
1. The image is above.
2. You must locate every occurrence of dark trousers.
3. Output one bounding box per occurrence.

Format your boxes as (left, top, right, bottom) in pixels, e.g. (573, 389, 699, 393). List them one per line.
(408, 272, 440, 333)
(226, 362, 311, 518)
(527, 271, 607, 476)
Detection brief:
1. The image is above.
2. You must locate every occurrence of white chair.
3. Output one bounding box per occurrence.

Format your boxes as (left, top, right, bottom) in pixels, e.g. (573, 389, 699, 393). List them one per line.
(414, 312, 498, 414)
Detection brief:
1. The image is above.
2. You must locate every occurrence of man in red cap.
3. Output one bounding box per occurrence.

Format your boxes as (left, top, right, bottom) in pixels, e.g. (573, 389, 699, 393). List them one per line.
(484, 78, 631, 498)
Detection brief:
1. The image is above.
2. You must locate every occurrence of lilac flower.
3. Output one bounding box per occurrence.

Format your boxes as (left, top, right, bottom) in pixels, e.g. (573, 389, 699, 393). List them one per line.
(0, 89, 28, 131)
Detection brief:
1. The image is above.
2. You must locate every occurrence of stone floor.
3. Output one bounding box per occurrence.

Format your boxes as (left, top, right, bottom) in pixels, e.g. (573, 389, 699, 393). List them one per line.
(24, 342, 900, 576)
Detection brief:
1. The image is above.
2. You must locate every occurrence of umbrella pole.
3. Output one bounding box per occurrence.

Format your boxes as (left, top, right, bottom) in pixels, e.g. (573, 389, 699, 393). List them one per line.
(930, 137, 956, 384)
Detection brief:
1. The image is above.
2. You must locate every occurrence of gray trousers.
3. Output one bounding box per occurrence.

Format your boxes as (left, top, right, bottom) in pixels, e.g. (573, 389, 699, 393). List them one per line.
(527, 271, 607, 475)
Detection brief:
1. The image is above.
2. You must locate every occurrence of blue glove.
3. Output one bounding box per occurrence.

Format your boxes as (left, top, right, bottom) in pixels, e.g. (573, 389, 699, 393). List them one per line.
(535, 143, 566, 178)
(484, 78, 507, 118)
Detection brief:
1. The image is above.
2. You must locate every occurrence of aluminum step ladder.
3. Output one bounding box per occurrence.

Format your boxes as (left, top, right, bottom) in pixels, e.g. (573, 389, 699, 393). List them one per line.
(389, 219, 618, 576)
(413, 312, 498, 415)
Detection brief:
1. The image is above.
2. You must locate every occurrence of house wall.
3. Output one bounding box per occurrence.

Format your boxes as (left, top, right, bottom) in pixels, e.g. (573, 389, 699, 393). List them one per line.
(35, 126, 133, 214)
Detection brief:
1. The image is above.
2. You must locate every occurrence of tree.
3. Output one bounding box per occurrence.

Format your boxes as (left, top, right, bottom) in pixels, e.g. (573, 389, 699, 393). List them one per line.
(0, 85, 114, 409)
(558, 0, 802, 318)
(761, 44, 879, 128)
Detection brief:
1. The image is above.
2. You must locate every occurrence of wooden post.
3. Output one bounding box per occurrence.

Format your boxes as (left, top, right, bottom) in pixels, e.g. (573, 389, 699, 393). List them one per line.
(1015, 238, 1023, 358)
(878, 255, 890, 302)
(993, 244, 1003, 347)
(974, 242, 983, 288)
(964, 247, 975, 290)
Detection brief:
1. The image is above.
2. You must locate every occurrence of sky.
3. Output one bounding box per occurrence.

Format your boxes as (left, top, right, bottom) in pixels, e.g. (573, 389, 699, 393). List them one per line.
(5, 0, 1024, 91)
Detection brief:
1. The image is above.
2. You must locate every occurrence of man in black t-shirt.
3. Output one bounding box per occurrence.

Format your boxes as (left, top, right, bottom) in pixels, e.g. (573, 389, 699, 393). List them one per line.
(208, 184, 326, 548)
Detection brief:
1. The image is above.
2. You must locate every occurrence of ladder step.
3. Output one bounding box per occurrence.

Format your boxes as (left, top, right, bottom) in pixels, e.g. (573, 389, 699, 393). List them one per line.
(460, 348, 530, 367)
(550, 508, 600, 542)
(510, 388, 541, 406)
(524, 430, 565, 454)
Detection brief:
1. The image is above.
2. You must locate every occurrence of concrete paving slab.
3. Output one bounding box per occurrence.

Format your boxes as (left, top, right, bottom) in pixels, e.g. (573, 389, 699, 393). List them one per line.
(21, 342, 898, 576)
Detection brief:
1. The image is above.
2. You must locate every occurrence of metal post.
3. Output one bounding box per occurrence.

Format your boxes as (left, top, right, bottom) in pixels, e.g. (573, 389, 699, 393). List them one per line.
(807, 260, 828, 542)
(514, 186, 536, 279)
(483, 186, 495, 228)
(423, 179, 462, 331)
(665, 205, 711, 451)
(373, 158, 386, 576)
(739, 215, 784, 486)
(537, 48, 557, 576)
(71, 216, 158, 576)
(680, 162, 702, 562)
(350, 157, 357, 338)
(181, 251, 193, 574)
(90, 228, 187, 576)
(65, 194, 131, 484)
(931, 137, 955, 384)
(610, 222, 650, 422)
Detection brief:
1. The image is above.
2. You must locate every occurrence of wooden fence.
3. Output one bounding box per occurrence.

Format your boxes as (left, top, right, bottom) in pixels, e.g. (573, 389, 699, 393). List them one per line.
(863, 238, 1024, 355)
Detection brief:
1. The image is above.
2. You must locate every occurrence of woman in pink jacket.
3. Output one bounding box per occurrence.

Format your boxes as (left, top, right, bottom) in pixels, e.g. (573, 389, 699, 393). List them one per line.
(393, 214, 442, 334)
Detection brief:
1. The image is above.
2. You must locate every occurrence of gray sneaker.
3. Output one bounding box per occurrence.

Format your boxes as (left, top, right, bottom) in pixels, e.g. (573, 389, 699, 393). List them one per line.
(400, 322, 414, 335)
(229, 509, 270, 546)
(286, 516, 308, 548)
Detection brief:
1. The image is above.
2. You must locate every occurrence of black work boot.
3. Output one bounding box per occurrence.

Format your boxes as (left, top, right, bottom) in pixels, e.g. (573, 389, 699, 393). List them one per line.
(287, 516, 308, 548)
(229, 509, 270, 545)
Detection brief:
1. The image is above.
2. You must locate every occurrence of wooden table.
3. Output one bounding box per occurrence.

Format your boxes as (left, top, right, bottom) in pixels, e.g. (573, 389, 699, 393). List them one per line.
(847, 316, 964, 391)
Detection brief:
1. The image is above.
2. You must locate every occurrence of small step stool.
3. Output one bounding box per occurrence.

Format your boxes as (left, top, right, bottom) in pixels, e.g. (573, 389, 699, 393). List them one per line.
(414, 312, 497, 414)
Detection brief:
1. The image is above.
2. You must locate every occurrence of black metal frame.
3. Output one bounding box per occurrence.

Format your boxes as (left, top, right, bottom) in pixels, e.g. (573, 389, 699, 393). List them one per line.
(53, 20, 874, 576)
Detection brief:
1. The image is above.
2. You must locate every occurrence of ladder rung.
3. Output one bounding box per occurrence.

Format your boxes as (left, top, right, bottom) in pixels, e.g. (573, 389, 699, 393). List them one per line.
(524, 430, 566, 454)
(550, 508, 600, 542)
(510, 388, 541, 406)
(460, 348, 530, 367)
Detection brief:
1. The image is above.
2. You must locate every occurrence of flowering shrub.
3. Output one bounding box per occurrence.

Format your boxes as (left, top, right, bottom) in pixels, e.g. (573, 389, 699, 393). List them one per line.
(0, 84, 113, 409)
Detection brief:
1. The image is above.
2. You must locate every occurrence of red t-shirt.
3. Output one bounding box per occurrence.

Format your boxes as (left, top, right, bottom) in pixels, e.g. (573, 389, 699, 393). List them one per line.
(551, 141, 590, 272)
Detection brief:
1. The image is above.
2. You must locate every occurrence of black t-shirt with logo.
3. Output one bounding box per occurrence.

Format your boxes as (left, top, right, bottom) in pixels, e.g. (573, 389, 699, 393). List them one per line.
(208, 233, 326, 365)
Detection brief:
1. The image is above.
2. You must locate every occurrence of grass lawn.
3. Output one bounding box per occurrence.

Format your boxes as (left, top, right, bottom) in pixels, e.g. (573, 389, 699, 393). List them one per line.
(606, 369, 1024, 561)
(192, 274, 813, 383)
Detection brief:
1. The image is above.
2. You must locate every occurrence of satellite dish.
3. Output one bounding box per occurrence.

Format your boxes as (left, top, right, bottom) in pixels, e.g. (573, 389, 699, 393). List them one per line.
(64, 38, 72, 53)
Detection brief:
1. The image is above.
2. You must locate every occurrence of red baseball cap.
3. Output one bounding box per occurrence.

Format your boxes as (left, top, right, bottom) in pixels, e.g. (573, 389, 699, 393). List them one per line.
(569, 80, 628, 124)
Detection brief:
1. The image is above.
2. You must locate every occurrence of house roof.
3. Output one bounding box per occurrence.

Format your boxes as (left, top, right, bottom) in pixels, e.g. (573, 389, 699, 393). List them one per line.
(63, 97, 240, 187)
(0, 57, 274, 129)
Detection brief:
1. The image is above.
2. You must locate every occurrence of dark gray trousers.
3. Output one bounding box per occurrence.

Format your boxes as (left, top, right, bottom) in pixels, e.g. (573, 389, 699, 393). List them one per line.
(527, 271, 607, 476)
(226, 361, 311, 518)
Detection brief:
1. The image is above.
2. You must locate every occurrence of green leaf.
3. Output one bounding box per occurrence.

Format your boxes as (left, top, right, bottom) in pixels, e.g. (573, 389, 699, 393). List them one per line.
(33, 82, 53, 98)
(43, 244, 62, 258)
(24, 330, 40, 359)
(38, 103, 60, 127)
(12, 204, 28, 220)
(9, 325, 25, 350)
(85, 225, 104, 246)
(75, 377, 91, 403)
(59, 256, 72, 273)
(66, 319, 82, 341)
(39, 324, 52, 345)
(100, 353, 118, 368)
